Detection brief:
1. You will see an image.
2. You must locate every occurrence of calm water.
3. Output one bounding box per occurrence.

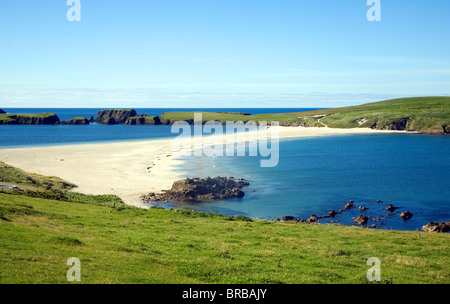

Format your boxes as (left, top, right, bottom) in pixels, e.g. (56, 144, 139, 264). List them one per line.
(162, 134, 450, 231)
(1, 108, 449, 231)
(0, 108, 320, 148)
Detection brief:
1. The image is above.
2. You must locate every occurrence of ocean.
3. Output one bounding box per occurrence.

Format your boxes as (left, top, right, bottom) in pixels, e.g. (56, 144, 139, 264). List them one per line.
(1, 108, 449, 231)
(0, 108, 320, 148)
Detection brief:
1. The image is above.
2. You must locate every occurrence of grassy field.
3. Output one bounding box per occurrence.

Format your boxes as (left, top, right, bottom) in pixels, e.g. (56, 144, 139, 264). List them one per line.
(1, 192, 449, 284)
(159, 97, 450, 134)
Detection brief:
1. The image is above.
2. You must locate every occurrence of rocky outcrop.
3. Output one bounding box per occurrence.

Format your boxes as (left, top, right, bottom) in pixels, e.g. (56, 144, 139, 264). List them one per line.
(142, 177, 250, 202)
(354, 215, 369, 225)
(400, 210, 413, 220)
(372, 118, 410, 131)
(344, 202, 355, 210)
(306, 214, 319, 224)
(124, 115, 159, 125)
(281, 216, 295, 222)
(94, 109, 137, 125)
(59, 117, 90, 125)
(422, 221, 450, 233)
(386, 204, 399, 212)
(0, 113, 60, 125)
(0, 109, 5, 114)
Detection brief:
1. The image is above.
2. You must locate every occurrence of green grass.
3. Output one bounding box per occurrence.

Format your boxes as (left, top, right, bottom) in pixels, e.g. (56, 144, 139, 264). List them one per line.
(159, 97, 450, 134)
(0, 193, 448, 284)
(0, 161, 75, 191)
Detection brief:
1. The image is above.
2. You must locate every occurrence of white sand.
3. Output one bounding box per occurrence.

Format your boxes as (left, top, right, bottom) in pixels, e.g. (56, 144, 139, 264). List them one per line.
(0, 126, 406, 207)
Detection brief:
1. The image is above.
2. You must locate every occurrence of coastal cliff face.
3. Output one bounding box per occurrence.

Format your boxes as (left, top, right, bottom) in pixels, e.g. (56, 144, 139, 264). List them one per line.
(59, 117, 90, 125)
(0, 113, 60, 125)
(124, 115, 159, 125)
(94, 109, 137, 124)
(0, 109, 5, 114)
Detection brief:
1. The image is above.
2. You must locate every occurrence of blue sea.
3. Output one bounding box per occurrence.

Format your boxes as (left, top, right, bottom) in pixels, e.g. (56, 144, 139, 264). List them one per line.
(1, 108, 449, 231)
(0, 108, 319, 148)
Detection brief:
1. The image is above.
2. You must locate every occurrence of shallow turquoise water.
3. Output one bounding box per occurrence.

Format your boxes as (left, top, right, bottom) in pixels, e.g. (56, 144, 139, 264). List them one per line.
(1, 108, 449, 231)
(163, 133, 450, 231)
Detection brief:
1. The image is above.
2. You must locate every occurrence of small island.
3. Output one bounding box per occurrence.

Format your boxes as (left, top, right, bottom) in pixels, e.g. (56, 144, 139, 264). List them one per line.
(58, 117, 90, 125)
(0, 113, 60, 125)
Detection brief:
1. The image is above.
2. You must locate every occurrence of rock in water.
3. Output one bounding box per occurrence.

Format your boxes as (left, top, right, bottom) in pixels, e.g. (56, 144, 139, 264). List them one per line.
(344, 202, 355, 210)
(400, 210, 413, 220)
(386, 204, 399, 212)
(422, 221, 450, 233)
(354, 215, 369, 225)
(306, 214, 319, 223)
(142, 177, 250, 202)
(281, 216, 295, 222)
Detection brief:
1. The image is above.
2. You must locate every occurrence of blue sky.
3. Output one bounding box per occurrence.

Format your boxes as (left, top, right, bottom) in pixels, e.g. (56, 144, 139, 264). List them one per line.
(0, 0, 449, 108)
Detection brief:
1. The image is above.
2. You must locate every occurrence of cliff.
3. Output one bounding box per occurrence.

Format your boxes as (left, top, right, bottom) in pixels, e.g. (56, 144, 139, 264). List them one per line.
(59, 117, 90, 125)
(94, 109, 137, 124)
(124, 115, 160, 125)
(0, 113, 60, 125)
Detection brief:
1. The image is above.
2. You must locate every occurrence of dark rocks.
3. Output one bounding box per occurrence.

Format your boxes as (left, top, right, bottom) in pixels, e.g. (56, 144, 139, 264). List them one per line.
(354, 215, 369, 225)
(124, 115, 159, 125)
(59, 117, 90, 125)
(422, 221, 450, 233)
(95, 109, 138, 124)
(306, 214, 319, 224)
(372, 117, 409, 131)
(400, 210, 413, 220)
(359, 206, 369, 211)
(142, 177, 249, 202)
(328, 210, 337, 218)
(0, 109, 5, 114)
(386, 204, 399, 212)
(281, 216, 295, 222)
(344, 202, 355, 210)
(89, 115, 94, 122)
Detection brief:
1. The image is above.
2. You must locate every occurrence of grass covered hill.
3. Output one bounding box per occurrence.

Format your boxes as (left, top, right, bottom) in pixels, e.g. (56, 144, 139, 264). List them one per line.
(0, 162, 449, 284)
(159, 97, 450, 134)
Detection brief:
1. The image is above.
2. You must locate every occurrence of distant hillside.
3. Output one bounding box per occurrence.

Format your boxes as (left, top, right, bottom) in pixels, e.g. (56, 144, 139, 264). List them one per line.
(158, 97, 450, 134)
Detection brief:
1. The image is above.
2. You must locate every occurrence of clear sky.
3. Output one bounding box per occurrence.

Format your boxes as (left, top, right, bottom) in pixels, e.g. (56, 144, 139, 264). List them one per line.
(0, 0, 449, 108)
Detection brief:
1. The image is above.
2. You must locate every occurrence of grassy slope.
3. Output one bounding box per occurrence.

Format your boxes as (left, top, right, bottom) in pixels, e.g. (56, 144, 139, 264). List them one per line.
(0, 193, 449, 284)
(0, 161, 76, 191)
(0, 113, 57, 120)
(159, 97, 450, 134)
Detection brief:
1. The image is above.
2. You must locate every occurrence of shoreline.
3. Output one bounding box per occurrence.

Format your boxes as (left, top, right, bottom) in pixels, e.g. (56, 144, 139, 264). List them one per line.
(0, 126, 408, 208)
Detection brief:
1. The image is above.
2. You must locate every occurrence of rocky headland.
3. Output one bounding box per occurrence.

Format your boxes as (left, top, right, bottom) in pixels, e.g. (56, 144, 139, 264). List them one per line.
(142, 176, 250, 203)
(58, 117, 90, 125)
(94, 109, 137, 124)
(0, 113, 60, 125)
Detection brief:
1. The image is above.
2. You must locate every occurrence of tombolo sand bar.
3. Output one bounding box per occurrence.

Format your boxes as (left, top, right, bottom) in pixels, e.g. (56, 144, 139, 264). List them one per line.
(0, 126, 406, 207)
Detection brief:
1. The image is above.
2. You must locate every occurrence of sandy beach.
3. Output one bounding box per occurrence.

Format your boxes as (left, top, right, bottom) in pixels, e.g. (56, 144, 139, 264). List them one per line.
(0, 126, 406, 208)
